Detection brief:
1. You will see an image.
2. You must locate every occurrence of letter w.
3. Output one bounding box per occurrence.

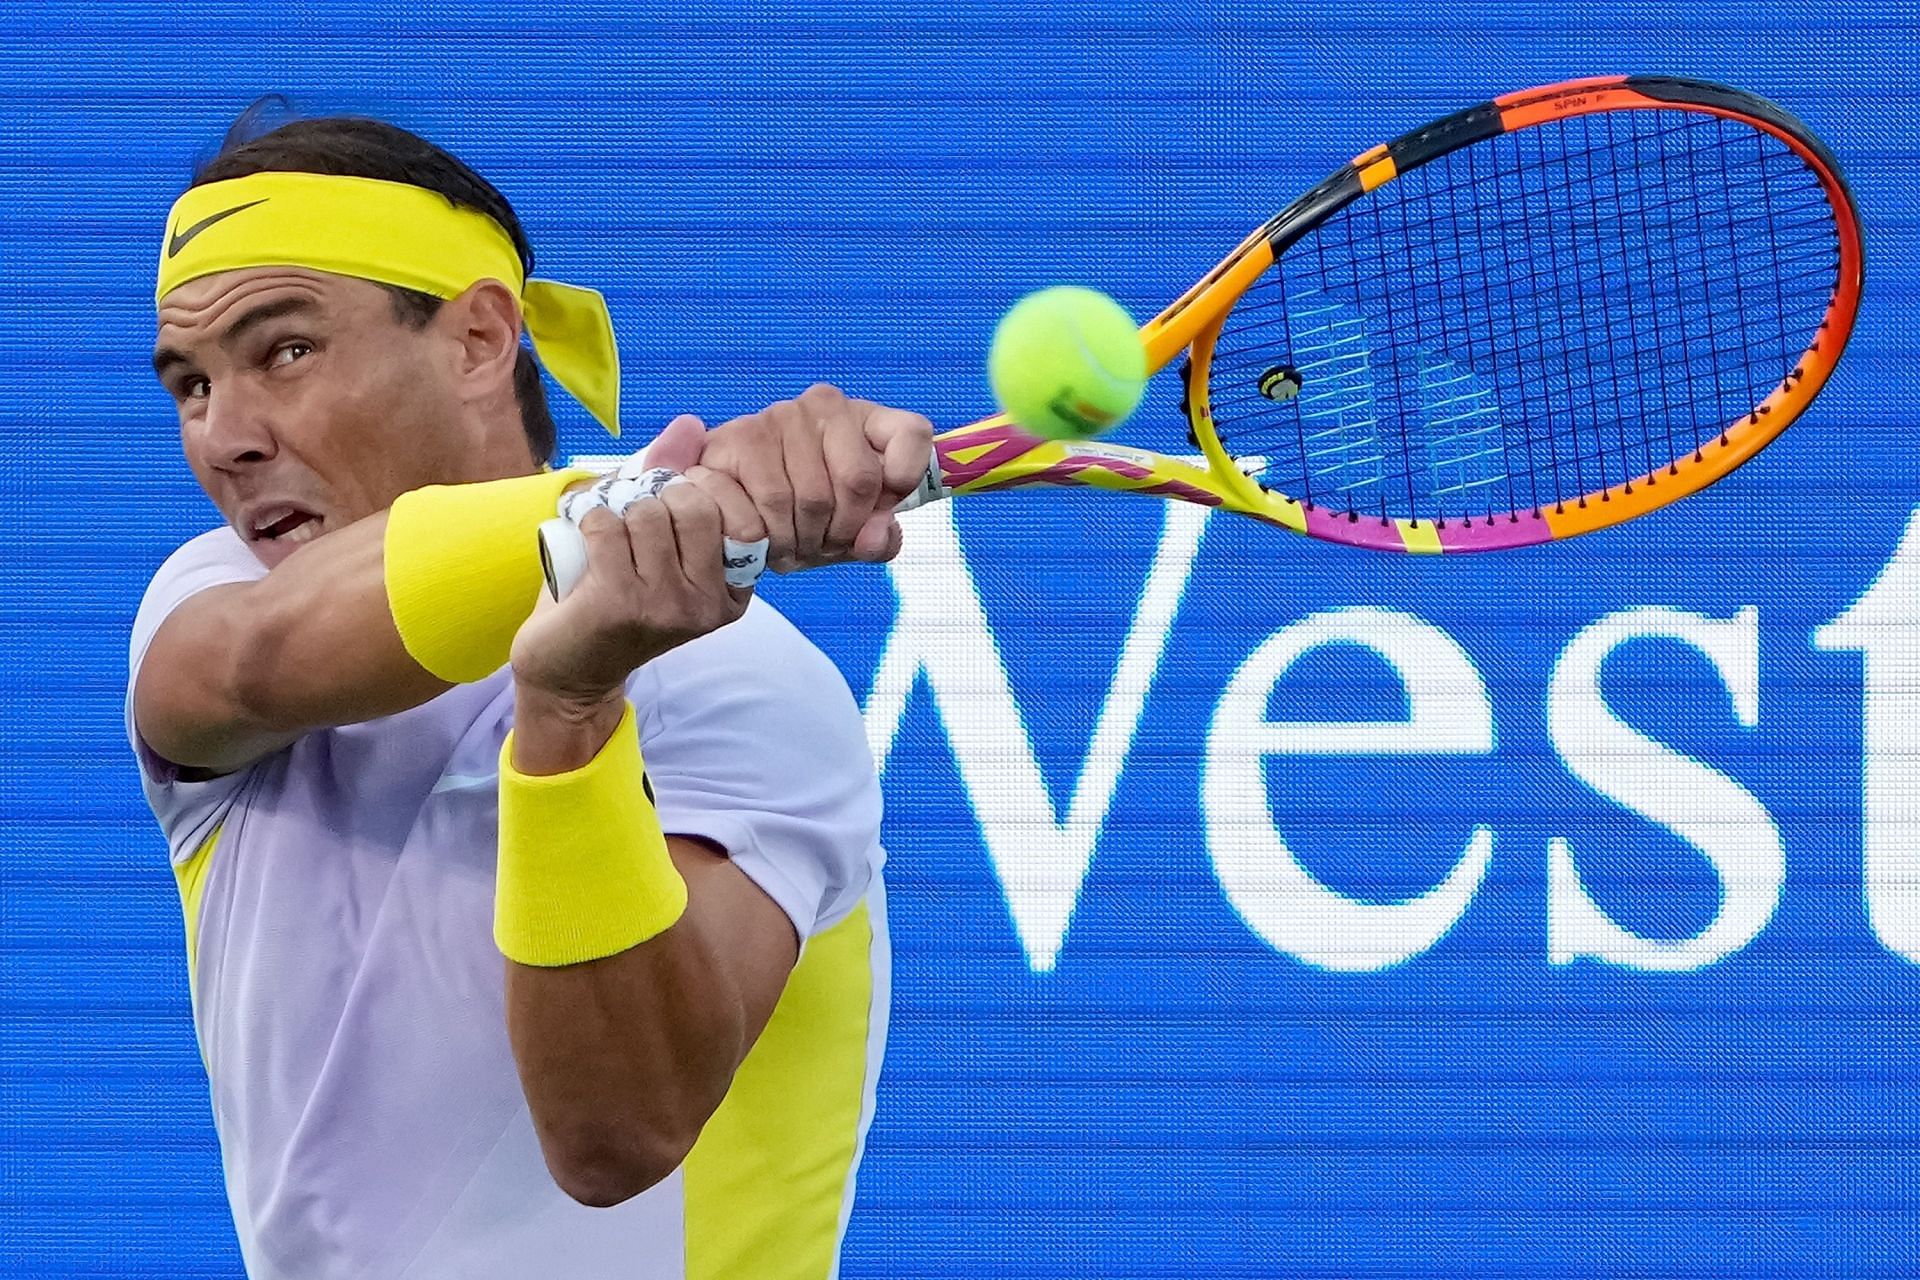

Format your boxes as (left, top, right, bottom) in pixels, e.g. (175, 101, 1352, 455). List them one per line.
(864, 503, 1210, 972)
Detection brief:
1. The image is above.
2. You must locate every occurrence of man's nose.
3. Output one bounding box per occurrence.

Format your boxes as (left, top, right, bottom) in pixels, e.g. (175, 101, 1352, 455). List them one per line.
(197, 381, 279, 470)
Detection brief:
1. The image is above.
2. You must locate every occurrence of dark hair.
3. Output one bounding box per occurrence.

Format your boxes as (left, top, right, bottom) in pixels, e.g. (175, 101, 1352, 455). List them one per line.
(191, 101, 558, 464)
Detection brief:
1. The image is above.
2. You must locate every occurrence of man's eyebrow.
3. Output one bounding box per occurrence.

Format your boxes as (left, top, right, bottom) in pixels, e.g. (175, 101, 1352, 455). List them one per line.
(151, 296, 324, 381)
(151, 345, 190, 379)
(220, 295, 322, 349)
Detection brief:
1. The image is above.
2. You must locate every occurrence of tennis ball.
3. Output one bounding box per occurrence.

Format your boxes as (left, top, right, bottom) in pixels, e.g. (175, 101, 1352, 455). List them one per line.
(988, 286, 1147, 440)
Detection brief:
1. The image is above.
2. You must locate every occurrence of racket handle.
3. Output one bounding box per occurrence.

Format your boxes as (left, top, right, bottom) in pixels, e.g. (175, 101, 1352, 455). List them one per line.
(538, 518, 589, 601)
(537, 517, 771, 602)
(538, 450, 949, 602)
(894, 451, 951, 514)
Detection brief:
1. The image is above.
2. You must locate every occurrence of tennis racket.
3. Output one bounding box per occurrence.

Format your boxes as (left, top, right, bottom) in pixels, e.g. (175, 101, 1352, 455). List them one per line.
(540, 74, 1861, 597)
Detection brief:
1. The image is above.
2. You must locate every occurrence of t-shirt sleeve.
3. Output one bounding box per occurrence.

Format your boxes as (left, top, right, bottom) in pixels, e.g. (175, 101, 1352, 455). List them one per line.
(126, 527, 269, 865)
(633, 598, 883, 942)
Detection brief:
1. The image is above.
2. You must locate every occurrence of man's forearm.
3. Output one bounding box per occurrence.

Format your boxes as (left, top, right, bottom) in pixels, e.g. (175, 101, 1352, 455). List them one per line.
(504, 885, 754, 1206)
(499, 684, 797, 1207)
(137, 470, 589, 773)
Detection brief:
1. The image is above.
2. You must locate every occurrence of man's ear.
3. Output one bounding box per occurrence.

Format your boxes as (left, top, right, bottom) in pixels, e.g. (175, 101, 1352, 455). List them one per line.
(445, 278, 523, 404)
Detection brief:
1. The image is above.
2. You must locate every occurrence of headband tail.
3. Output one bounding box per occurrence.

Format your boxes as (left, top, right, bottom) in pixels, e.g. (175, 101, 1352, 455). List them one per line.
(523, 279, 622, 438)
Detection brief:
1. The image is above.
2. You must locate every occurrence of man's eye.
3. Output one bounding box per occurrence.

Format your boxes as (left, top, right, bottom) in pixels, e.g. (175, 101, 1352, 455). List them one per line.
(270, 340, 313, 368)
(182, 376, 210, 400)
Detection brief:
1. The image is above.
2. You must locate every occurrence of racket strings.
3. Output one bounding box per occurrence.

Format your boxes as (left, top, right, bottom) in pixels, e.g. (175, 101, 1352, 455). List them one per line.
(1205, 109, 1841, 524)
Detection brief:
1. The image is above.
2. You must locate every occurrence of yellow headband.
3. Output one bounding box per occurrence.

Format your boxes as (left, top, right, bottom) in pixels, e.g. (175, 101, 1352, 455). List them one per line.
(155, 171, 621, 437)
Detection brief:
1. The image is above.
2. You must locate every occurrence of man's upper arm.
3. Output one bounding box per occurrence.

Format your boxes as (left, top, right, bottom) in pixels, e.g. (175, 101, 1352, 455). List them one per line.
(667, 835, 801, 1043)
(126, 530, 278, 859)
(132, 512, 441, 775)
(127, 529, 276, 781)
(135, 582, 310, 776)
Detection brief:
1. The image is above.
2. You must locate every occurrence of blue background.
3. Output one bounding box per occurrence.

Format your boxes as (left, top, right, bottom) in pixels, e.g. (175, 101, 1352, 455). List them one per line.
(3, 2, 1916, 1276)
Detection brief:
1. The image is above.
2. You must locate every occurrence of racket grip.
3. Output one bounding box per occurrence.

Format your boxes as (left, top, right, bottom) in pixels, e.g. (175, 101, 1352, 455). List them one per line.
(538, 517, 770, 602)
(538, 449, 947, 602)
(538, 518, 588, 601)
(894, 450, 950, 514)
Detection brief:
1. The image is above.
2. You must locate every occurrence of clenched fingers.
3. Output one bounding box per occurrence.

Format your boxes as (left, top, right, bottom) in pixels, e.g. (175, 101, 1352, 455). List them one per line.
(823, 418, 886, 556)
(866, 405, 937, 509)
(655, 482, 727, 594)
(684, 464, 769, 545)
(577, 503, 642, 594)
(779, 392, 838, 565)
(705, 415, 797, 569)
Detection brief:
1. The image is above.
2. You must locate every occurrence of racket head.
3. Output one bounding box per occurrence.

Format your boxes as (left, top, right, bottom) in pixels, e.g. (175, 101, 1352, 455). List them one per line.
(941, 75, 1863, 554)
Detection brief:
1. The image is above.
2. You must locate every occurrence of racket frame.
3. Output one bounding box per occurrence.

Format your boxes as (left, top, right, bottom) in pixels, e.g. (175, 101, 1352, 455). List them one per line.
(927, 74, 1864, 553)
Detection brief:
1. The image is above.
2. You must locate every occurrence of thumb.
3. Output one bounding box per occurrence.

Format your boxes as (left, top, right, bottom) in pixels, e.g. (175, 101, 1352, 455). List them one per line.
(639, 413, 708, 472)
(851, 509, 901, 561)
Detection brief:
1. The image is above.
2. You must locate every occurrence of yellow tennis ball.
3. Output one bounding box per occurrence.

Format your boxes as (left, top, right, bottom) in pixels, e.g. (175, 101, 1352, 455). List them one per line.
(988, 286, 1147, 440)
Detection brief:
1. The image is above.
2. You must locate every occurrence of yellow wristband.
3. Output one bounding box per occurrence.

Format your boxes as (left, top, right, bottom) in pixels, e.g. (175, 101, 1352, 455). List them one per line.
(495, 701, 689, 966)
(384, 468, 592, 684)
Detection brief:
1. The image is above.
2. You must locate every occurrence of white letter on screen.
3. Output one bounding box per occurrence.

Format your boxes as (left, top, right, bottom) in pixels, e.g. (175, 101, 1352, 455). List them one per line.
(1814, 507, 1920, 963)
(1202, 607, 1494, 972)
(1547, 606, 1780, 971)
(862, 502, 1210, 973)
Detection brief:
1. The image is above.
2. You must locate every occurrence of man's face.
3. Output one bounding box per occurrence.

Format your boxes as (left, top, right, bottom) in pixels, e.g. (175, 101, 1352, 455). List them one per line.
(153, 267, 482, 569)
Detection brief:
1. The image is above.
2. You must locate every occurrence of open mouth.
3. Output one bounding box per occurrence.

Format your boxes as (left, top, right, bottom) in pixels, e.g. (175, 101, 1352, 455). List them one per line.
(250, 508, 323, 546)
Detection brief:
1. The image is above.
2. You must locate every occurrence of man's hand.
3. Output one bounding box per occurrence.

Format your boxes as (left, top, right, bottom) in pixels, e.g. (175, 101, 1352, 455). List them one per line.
(510, 483, 750, 709)
(665, 384, 934, 575)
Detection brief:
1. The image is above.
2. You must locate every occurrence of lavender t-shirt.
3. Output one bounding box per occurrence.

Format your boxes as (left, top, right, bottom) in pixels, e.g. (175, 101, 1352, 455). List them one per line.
(126, 528, 887, 1279)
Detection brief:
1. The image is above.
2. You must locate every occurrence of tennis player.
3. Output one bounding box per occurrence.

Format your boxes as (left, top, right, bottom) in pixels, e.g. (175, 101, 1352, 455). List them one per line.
(128, 111, 929, 1279)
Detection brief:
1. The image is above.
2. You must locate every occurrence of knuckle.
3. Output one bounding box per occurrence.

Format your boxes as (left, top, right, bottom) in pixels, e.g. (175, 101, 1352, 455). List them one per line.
(695, 474, 747, 513)
(695, 433, 737, 467)
(661, 483, 704, 514)
(717, 410, 773, 445)
(795, 494, 835, 523)
(842, 465, 883, 502)
(623, 517, 667, 554)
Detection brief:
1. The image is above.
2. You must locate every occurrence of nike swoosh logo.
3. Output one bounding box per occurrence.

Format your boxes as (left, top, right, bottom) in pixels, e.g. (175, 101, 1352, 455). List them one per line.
(167, 198, 269, 258)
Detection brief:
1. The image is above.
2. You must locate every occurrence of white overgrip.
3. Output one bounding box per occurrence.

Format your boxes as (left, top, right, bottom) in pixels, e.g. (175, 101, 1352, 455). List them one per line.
(538, 462, 771, 601)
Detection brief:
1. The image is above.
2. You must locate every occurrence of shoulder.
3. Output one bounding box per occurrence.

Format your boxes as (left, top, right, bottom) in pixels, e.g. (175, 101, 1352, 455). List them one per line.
(126, 530, 271, 852)
(630, 597, 881, 937)
(134, 527, 264, 630)
(636, 596, 862, 731)
(131, 527, 263, 665)
(147, 525, 260, 584)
